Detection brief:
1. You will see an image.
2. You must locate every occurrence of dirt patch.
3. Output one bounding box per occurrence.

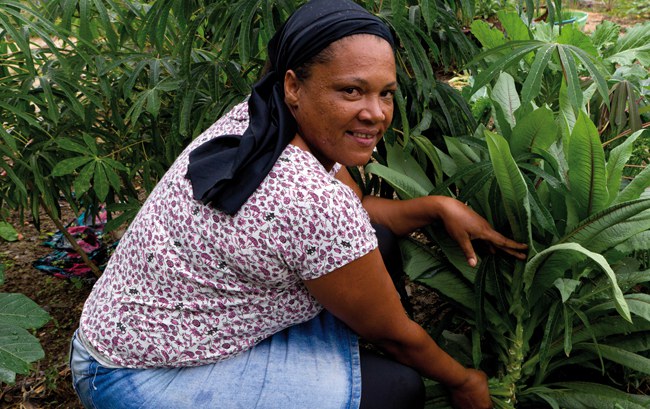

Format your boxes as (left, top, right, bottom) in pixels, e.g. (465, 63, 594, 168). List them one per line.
(1, 210, 90, 409)
(581, 9, 644, 33)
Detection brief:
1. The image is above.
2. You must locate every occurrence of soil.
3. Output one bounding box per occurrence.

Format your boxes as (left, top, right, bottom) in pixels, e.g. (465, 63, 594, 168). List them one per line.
(0, 207, 90, 409)
(580, 9, 645, 33)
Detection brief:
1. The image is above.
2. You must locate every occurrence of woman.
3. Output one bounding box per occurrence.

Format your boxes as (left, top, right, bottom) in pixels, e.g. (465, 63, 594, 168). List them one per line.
(70, 1, 527, 408)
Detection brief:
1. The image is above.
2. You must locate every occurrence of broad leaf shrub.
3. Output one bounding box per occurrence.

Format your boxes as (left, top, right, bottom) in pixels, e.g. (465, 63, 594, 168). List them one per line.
(0, 0, 477, 233)
(368, 72, 650, 407)
(0, 224, 50, 384)
(0, 264, 51, 385)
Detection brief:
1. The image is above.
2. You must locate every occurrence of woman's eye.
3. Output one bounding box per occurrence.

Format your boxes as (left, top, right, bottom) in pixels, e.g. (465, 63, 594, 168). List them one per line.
(381, 90, 395, 99)
(343, 87, 359, 95)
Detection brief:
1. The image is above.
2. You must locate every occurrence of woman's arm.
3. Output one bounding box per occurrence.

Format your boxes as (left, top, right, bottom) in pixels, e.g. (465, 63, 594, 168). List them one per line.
(336, 167, 527, 267)
(304, 249, 492, 409)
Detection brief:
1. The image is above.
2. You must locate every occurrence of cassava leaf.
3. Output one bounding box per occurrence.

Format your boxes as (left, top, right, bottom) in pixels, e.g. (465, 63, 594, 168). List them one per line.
(51, 157, 94, 177)
(521, 43, 556, 107)
(557, 45, 582, 111)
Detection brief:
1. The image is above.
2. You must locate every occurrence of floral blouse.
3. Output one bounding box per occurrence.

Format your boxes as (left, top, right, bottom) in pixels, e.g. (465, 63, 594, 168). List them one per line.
(79, 102, 377, 368)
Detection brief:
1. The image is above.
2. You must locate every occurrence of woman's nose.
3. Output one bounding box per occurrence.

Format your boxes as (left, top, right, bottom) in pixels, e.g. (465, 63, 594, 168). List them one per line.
(358, 96, 386, 123)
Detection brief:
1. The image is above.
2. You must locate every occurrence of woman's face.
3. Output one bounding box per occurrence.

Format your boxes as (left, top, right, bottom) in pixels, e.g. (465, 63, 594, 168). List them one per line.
(284, 34, 397, 170)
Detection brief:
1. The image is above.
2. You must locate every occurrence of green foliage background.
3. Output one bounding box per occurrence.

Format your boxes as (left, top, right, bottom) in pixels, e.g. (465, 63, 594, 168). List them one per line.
(1, 1, 650, 407)
(0, 0, 480, 231)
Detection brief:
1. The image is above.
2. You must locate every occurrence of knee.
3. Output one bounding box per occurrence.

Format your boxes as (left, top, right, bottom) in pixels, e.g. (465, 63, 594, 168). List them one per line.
(398, 366, 425, 408)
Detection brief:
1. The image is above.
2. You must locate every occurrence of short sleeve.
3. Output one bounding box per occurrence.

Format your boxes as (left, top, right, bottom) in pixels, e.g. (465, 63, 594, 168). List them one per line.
(280, 180, 378, 281)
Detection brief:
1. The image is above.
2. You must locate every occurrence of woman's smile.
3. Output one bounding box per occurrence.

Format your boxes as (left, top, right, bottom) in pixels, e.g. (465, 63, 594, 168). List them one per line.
(348, 130, 379, 146)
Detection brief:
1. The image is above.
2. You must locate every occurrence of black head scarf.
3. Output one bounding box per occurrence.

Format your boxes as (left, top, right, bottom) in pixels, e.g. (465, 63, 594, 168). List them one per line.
(185, 0, 395, 215)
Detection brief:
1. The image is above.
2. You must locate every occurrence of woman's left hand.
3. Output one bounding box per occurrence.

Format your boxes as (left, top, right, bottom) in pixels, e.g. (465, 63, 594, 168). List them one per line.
(436, 196, 528, 267)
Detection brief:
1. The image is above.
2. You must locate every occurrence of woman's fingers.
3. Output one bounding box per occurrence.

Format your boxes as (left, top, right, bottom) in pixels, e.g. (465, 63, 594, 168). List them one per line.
(466, 228, 528, 264)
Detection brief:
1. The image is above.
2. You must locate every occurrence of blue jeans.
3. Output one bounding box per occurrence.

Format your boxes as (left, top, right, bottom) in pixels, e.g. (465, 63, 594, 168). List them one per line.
(70, 312, 361, 409)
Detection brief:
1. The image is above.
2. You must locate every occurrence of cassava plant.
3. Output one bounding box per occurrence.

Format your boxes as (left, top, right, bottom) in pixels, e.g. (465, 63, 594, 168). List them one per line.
(1, 0, 478, 267)
(367, 72, 650, 408)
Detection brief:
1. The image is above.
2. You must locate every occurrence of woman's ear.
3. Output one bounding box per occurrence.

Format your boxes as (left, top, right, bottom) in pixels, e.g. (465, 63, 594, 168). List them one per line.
(284, 70, 301, 110)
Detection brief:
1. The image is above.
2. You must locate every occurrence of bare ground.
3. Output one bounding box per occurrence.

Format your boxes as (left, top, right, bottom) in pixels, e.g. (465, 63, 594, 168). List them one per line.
(1, 209, 90, 409)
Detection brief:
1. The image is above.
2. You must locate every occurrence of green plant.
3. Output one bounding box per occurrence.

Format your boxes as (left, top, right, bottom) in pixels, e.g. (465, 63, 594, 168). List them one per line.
(0, 222, 18, 242)
(367, 73, 650, 407)
(590, 21, 650, 142)
(0, 0, 481, 265)
(0, 265, 51, 385)
(468, 14, 650, 144)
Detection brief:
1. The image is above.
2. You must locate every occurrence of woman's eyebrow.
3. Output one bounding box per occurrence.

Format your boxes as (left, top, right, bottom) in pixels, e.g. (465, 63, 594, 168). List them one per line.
(342, 77, 398, 88)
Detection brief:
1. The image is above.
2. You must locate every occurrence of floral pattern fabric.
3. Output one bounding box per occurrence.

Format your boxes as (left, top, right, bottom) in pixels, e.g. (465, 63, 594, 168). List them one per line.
(79, 103, 377, 368)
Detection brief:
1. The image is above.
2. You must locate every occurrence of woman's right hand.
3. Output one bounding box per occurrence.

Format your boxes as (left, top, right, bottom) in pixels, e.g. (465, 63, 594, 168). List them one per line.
(450, 368, 493, 409)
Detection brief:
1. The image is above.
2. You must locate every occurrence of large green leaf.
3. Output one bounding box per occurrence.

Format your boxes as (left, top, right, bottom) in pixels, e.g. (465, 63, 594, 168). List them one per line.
(609, 231, 650, 261)
(591, 293, 650, 322)
(470, 19, 505, 50)
(583, 209, 650, 254)
(563, 198, 650, 248)
(400, 237, 450, 281)
(0, 366, 15, 385)
(0, 223, 18, 242)
(524, 316, 650, 373)
(576, 343, 650, 375)
(614, 164, 650, 204)
(468, 40, 544, 96)
(606, 130, 645, 204)
(417, 270, 475, 311)
(385, 142, 434, 194)
(539, 382, 650, 409)
(557, 45, 582, 111)
(490, 72, 520, 132)
(607, 21, 650, 66)
(399, 237, 475, 311)
(485, 130, 531, 244)
(411, 134, 443, 185)
(523, 243, 630, 322)
(568, 111, 609, 219)
(557, 25, 597, 56)
(566, 45, 611, 109)
(0, 293, 51, 329)
(520, 43, 556, 107)
(364, 163, 429, 200)
(497, 11, 530, 41)
(558, 79, 578, 141)
(591, 21, 621, 53)
(0, 323, 45, 378)
(510, 107, 558, 157)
